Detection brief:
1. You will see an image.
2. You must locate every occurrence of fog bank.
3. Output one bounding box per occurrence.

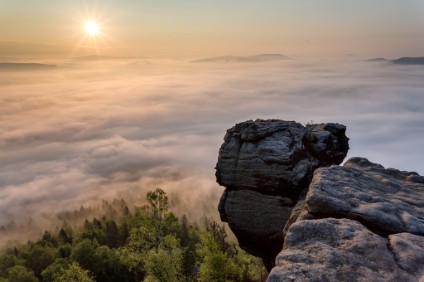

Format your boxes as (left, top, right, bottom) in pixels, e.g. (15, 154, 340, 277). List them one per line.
(1, 58, 423, 243)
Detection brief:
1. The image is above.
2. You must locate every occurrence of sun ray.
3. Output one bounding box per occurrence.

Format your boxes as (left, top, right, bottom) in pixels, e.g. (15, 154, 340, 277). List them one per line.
(67, 5, 115, 58)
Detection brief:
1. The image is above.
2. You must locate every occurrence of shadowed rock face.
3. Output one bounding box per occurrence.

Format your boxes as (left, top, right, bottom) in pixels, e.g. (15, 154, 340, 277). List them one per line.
(215, 119, 349, 268)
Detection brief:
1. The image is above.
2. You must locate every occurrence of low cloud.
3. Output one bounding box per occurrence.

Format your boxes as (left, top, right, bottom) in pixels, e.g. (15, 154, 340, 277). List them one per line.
(1, 58, 424, 243)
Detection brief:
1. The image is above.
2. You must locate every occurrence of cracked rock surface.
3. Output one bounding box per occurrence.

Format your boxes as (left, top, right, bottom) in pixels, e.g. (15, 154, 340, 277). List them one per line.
(269, 158, 424, 282)
(216, 119, 349, 194)
(215, 119, 349, 269)
(388, 233, 424, 280)
(296, 157, 424, 236)
(268, 218, 418, 282)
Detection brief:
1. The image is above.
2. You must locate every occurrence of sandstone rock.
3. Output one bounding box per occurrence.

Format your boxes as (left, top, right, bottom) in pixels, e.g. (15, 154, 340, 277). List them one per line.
(216, 120, 424, 280)
(388, 233, 424, 281)
(215, 119, 349, 268)
(297, 157, 424, 236)
(216, 120, 349, 194)
(219, 189, 293, 265)
(268, 218, 418, 282)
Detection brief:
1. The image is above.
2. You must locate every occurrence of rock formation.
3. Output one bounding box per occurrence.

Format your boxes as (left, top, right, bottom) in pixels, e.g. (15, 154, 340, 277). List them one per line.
(294, 157, 424, 236)
(215, 119, 424, 281)
(215, 119, 349, 269)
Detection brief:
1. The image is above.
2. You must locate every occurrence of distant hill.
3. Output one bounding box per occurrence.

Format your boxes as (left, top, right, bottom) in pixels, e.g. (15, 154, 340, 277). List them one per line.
(392, 57, 424, 65)
(192, 54, 290, 63)
(366, 58, 388, 62)
(0, 62, 56, 70)
(73, 55, 146, 61)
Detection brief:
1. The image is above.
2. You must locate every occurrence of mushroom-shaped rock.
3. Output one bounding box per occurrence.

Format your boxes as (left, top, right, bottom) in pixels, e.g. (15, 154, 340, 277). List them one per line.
(215, 119, 349, 268)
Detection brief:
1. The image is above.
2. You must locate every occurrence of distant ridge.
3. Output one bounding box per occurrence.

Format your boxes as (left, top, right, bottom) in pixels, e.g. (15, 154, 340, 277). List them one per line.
(366, 58, 387, 62)
(392, 57, 424, 65)
(192, 54, 289, 63)
(0, 62, 56, 70)
(73, 55, 146, 61)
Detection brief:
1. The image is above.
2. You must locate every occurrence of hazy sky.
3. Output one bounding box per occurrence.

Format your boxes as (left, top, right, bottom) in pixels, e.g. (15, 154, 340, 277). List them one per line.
(1, 0, 424, 58)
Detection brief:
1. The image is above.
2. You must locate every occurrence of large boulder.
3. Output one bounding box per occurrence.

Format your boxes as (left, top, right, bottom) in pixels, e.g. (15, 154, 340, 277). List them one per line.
(216, 120, 349, 194)
(215, 119, 349, 268)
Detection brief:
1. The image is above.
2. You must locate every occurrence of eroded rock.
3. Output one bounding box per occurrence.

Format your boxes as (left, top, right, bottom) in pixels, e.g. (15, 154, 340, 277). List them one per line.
(215, 119, 424, 280)
(219, 190, 293, 265)
(389, 233, 424, 281)
(268, 218, 418, 282)
(216, 120, 349, 194)
(215, 119, 349, 268)
(296, 157, 424, 236)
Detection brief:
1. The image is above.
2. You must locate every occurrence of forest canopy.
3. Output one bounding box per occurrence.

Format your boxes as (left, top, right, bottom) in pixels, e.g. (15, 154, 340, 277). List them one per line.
(0, 188, 266, 282)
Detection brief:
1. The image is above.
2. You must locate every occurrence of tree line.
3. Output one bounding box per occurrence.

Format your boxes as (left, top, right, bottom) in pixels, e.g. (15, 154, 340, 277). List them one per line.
(0, 188, 267, 282)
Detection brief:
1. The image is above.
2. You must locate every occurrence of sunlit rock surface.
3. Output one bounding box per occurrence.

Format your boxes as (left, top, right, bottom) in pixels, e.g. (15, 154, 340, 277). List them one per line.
(295, 157, 424, 236)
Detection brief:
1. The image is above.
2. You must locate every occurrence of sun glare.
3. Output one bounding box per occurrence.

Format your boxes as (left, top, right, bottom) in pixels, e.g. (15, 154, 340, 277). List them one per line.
(84, 21, 99, 36)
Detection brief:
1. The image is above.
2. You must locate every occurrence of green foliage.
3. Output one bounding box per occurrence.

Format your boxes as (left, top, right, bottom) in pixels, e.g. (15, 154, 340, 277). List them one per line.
(196, 230, 239, 281)
(52, 261, 94, 282)
(41, 258, 70, 282)
(144, 235, 184, 282)
(146, 188, 168, 220)
(20, 243, 57, 278)
(196, 221, 265, 282)
(5, 265, 38, 282)
(0, 254, 18, 277)
(0, 188, 266, 282)
(58, 228, 72, 245)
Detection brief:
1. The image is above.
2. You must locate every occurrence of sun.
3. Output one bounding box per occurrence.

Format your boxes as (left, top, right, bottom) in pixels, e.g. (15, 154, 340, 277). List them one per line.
(84, 21, 99, 36)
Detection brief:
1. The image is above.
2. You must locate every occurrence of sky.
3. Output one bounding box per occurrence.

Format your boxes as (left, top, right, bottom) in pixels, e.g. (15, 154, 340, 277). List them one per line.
(1, 0, 424, 58)
(0, 1, 424, 244)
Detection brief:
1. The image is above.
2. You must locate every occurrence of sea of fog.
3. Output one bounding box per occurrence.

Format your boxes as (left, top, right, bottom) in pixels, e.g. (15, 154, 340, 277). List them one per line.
(1, 58, 423, 243)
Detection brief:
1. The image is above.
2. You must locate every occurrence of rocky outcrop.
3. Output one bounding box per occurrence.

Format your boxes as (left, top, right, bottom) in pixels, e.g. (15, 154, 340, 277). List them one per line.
(216, 120, 348, 194)
(269, 159, 424, 281)
(215, 119, 349, 268)
(268, 158, 424, 282)
(268, 218, 418, 282)
(215, 119, 424, 281)
(295, 157, 424, 236)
